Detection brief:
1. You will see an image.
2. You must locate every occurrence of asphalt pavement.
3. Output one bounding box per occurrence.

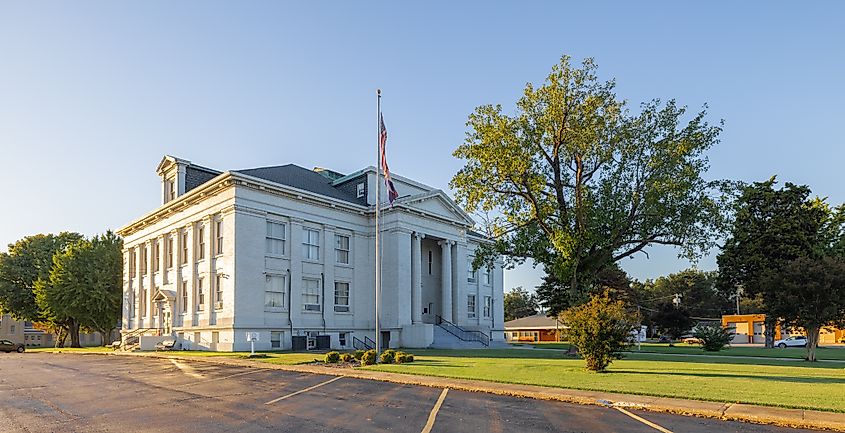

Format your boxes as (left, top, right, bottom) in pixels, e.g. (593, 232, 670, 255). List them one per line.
(0, 353, 824, 433)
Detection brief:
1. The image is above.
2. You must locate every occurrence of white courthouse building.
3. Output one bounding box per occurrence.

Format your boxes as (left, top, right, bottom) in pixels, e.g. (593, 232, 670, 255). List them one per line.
(118, 156, 505, 351)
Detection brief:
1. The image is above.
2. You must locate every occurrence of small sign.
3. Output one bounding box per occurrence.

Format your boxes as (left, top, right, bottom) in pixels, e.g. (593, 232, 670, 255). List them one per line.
(246, 332, 259, 342)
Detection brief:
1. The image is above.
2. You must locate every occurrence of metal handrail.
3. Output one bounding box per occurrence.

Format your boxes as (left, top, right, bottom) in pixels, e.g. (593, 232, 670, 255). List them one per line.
(435, 315, 489, 346)
(365, 335, 377, 349)
(353, 336, 373, 350)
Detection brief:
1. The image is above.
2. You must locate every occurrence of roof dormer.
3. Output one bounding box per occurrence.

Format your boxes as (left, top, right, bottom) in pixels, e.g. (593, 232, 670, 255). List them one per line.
(156, 155, 190, 205)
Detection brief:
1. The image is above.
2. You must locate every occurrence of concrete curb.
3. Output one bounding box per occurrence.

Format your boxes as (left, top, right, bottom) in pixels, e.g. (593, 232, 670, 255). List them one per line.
(76, 351, 845, 432)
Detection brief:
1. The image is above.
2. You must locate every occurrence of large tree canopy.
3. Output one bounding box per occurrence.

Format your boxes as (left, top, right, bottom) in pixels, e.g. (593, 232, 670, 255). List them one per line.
(503, 286, 539, 321)
(452, 56, 728, 304)
(36, 231, 122, 347)
(0, 232, 83, 321)
(716, 178, 832, 347)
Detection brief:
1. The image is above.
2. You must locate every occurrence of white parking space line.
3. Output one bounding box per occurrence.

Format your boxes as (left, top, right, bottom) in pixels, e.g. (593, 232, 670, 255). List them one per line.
(614, 407, 674, 433)
(182, 368, 266, 387)
(421, 388, 449, 433)
(169, 359, 205, 379)
(264, 375, 344, 405)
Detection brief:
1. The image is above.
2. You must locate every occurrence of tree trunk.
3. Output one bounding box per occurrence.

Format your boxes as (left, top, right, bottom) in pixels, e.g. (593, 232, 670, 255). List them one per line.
(806, 326, 820, 362)
(764, 316, 776, 348)
(55, 327, 67, 348)
(69, 320, 81, 348)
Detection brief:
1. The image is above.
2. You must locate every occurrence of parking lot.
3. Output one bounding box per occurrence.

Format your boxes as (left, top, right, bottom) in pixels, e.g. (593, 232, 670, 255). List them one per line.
(0, 353, 823, 432)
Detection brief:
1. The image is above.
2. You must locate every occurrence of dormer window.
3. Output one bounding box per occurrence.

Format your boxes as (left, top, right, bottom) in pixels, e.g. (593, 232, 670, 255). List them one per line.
(165, 179, 176, 203)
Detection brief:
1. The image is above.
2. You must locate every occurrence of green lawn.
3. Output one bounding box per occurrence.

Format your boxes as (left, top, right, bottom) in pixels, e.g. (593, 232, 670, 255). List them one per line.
(366, 349, 845, 412)
(526, 342, 845, 361)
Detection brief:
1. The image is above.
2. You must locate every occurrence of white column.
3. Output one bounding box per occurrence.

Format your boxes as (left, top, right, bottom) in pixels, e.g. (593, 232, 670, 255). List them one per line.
(439, 240, 453, 322)
(146, 239, 155, 325)
(411, 232, 423, 324)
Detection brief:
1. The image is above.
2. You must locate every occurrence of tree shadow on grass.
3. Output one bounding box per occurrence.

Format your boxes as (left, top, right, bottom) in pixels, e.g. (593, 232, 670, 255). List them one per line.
(607, 369, 845, 385)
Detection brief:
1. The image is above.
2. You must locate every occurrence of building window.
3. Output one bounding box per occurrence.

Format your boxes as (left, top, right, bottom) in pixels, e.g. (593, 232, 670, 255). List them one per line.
(356, 182, 365, 198)
(140, 246, 147, 274)
(167, 237, 174, 269)
(335, 234, 350, 264)
(215, 275, 224, 309)
(181, 230, 189, 265)
(467, 295, 476, 318)
(302, 278, 321, 311)
(197, 278, 205, 310)
(483, 296, 492, 318)
(266, 221, 286, 255)
(141, 289, 147, 316)
(334, 282, 350, 312)
(153, 241, 160, 272)
(302, 228, 320, 261)
(482, 267, 491, 285)
(167, 179, 176, 202)
(467, 260, 475, 283)
(128, 250, 136, 278)
(128, 292, 135, 318)
(428, 250, 432, 274)
(215, 219, 224, 255)
(339, 332, 347, 347)
(181, 280, 188, 314)
(265, 275, 286, 309)
(197, 226, 205, 260)
(10, 325, 15, 334)
(271, 331, 282, 348)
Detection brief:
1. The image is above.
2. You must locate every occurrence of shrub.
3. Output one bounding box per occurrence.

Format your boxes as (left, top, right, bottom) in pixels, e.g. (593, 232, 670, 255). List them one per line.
(379, 349, 396, 364)
(405, 354, 414, 362)
(324, 351, 341, 363)
(693, 324, 734, 352)
(360, 349, 377, 365)
(340, 352, 353, 362)
(562, 291, 638, 372)
(394, 351, 408, 363)
(353, 350, 365, 360)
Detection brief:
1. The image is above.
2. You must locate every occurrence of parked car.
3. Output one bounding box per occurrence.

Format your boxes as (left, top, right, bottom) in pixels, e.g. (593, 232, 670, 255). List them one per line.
(0, 340, 25, 353)
(657, 335, 672, 343)
(774, 335, 807, 348)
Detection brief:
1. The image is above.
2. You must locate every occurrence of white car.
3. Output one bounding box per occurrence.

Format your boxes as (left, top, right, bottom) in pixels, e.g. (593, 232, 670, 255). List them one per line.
(774, 335, 807, 348)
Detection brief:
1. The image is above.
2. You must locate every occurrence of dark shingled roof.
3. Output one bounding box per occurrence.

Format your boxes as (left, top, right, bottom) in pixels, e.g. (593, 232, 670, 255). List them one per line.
(235, 164, 366, 205)
(185, 165, 221, 193)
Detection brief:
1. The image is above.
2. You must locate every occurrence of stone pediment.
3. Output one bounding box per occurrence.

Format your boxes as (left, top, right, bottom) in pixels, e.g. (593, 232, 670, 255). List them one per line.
(152, 289, 176, 302)
(400, 191, 475, 227)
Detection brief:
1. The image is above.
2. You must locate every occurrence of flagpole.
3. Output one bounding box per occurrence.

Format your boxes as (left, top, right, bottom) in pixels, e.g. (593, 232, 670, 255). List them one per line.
(375, 89, 381, 355)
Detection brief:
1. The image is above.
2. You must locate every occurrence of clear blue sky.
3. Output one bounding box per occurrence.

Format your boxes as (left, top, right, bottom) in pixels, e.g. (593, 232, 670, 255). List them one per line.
(1, 2, 843, 293)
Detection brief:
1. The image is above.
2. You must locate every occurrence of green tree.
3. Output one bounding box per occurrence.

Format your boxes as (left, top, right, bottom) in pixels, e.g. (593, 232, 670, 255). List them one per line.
(503, 286, 539, 321)
(763, 256, 845, 361)
(561, 291, 638, 372)
(537, 263, 633, 316)
(0, 233, 83, 321)
(452, 55, 728, 310)
(635, 269, 732, 318)
(35, 231, 123, 348)
(716, 178, 827, 347)
(693, 324, 733, 352)
(651, 302, 695, 341)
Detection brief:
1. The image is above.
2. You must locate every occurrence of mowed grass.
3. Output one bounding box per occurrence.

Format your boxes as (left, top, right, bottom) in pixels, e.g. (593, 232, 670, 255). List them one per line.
(365, 349, 845, 412)
(527, 342, 845, 361)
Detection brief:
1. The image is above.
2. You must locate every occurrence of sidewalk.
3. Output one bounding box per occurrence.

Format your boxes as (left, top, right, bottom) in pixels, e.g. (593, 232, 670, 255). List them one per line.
(95, 351, 845, 432)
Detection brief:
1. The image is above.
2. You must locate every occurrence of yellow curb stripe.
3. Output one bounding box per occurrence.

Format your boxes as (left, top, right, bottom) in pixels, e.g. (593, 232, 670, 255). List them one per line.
(264, 375, 343, 405)
(422, 388, 449, 433)
(614, 407, 674, 433)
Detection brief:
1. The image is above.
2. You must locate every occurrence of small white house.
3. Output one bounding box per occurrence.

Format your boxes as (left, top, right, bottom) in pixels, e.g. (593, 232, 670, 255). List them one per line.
(118, 156, 505, 351)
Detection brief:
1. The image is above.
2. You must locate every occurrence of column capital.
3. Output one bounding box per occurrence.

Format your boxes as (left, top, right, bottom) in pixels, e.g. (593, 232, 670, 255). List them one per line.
(437, 239, 454, 247)
(413, 231, 426, 239)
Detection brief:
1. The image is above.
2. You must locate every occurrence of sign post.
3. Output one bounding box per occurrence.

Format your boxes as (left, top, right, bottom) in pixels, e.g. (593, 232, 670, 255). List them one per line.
(246, 332, 259, 356)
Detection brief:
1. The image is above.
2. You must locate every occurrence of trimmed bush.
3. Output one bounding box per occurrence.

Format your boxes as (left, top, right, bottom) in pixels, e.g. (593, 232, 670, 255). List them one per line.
(353, 350, 365, 360)
(340, 352, 353, 362)
(395, 351, 415, 363)
(379, 349, 396, 364)
(361, 349, 377, 365)
(563, 291, 638, 372)
(324, 351, 341, 363)
(693, 324, 734, 352)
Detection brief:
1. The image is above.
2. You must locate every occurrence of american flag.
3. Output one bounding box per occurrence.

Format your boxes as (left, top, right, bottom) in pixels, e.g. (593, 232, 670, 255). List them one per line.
(379, 113, 399, 204)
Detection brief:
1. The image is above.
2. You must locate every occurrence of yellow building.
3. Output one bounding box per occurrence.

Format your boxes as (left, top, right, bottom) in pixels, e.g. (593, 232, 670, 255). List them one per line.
(721, 314, 845, 344)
